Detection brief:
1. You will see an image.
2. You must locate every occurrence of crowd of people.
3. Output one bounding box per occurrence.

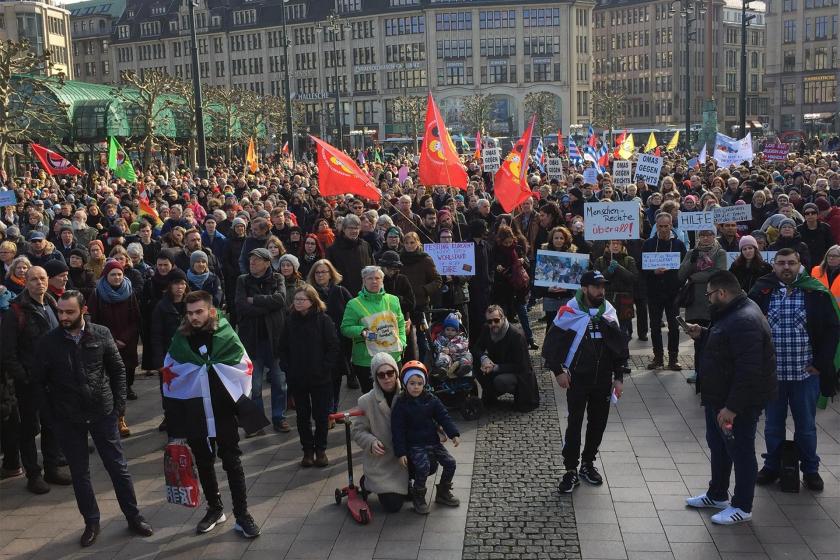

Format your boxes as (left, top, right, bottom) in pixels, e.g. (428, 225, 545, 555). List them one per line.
(0, 141, 838, 542)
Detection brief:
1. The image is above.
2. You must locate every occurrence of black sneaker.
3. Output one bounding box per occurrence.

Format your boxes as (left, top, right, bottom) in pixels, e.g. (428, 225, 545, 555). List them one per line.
(234, 514, 261, 539)
(126, 388, 138, 401)
(803, 472, 824, 492)
(579, 463, 603, 486)
(558, 470, 580, 493)
(756, 467, 779, 486)
(196, 508, 226, 534)
(346, 376, 360, 389)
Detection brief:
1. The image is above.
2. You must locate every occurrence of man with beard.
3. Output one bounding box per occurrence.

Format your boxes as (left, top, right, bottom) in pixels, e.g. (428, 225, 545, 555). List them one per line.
(543, 271, 629, 494)
(326, 214, 374, 298)
(34, 291, 153, 547)
(71, 210, 100, 249)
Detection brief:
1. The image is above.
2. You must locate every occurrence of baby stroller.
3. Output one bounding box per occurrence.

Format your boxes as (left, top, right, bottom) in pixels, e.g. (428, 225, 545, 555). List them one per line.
(422, 309, 483, 421)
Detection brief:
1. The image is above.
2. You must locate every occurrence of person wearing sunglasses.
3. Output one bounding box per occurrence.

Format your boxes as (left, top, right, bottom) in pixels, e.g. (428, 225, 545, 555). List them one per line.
(796, 202, 834, 266)
(350, 353, 409, 513)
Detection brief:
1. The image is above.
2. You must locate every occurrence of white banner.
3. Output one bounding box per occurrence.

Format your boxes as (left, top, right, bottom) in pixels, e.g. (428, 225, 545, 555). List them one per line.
(713, 132, 754, 166)
(678, 211, 716, 231)
(424, 242, 476, 276)
(582, 167, 599, 185)
(726, 251, 777, 268)
(642, 252, 682, 270)
(583, 201, 641, 240)
(482, 148, 501, 172)
(713, 205, 752, 224)
(612, 160, 632, 188)
(633, 154, 663, 186)
(546, 157, 564, 180)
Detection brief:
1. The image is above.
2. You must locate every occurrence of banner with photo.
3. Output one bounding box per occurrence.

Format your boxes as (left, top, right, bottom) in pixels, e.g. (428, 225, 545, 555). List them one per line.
(534, 250, 590, 290)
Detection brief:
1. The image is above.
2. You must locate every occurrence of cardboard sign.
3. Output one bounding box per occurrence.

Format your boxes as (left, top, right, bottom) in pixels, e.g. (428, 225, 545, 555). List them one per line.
(583, 201, 640, 240)
(0, 191, 17, 207)
(546, 157, 564, 180)
(633, 153, 663, 187)
(713, 205, 752, 224)
(726, 251, 776, 268)
(534, 250, 590, 289)
(582, 167, 599, 185)
(763, 144, 789, 161)
(424, 242, 475, 276)
(482, 148, 501, 172)
(642, 252, 681, 270)
(612, 160, 632, 188)
(678, 211, 716, 231)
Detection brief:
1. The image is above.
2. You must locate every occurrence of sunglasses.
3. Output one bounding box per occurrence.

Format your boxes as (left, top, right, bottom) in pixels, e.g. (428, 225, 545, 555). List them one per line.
(803, 211, 817, 216)
(376, 369, 397, 379)
(486, 317, 502, 324)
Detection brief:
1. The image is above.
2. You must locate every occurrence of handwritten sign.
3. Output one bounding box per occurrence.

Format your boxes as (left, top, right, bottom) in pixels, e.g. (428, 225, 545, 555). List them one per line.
(612, 160, 632, 188)
(0, 191, 17, 207)
(482, 148, 501, 172)
(678, 211, 716, 231)
(642, 252, 682, 270)
(582, 167, 599, 185)
(713, 205, 752, 224)
(583, 201, 640, 240)
(546, 157, 564, 181)
(726, 251, 776, 268)
(633, 154, 663, 186)
(424, 242, 475, 276)
(763, 144, 789, 161)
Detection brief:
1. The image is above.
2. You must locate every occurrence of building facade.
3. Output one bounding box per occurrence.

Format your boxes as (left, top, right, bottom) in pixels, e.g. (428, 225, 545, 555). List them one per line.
(592, 0, 770, 136)
(0, 0, 73, 78)
(69, 0, 125, 85)
(109, 0, 595, 146)
(764, 0, 839, 136)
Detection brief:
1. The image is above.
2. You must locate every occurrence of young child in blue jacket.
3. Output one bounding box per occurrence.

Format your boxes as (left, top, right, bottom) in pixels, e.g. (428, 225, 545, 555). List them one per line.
(391, 361, 461, 515)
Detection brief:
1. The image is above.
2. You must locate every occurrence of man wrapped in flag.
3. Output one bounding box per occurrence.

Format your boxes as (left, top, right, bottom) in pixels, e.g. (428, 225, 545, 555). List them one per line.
(542, 271, 629, 494)
(162, 291, 269, 539)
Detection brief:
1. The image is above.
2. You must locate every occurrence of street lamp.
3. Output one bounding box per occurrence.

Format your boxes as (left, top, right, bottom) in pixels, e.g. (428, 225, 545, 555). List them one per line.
(670, 0, 705, 151)
(279, 0, 295, 159)
(316, 11, 346, 151)
(188, 0, 207, 178)
(740, 1, 757, 139)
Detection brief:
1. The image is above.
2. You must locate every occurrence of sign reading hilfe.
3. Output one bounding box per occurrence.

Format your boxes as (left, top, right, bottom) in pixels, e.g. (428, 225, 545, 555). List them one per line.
(633, 154, 663, 186)
(583, 202, 640, 240)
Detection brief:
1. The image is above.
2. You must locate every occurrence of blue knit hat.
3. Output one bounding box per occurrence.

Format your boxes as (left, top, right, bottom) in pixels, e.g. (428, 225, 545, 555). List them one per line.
(443, 313, 460, 331)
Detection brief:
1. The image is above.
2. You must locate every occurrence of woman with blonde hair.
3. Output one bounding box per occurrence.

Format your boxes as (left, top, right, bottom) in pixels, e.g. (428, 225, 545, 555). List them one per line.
(3, 255, 30, 296)
(811, 245, 840, 302)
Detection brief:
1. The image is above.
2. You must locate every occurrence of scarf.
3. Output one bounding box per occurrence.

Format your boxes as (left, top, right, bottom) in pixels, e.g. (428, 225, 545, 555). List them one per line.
(574, 289, 607, 323)
(793, 271, 840, 373)
(553, 290, 619, 368)
(95, 276, 133, 304)
(187, 269, 210, 289)
(489, 318, 510, 343)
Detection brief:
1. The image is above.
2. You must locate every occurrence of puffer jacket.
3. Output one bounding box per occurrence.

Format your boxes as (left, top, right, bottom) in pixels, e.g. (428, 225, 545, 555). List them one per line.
(35, 322, 127, 423)
(391, 391, 460, 458)
(281, 310, 339, 389)
(400, 249, 442, 311)
(340, 288, 407, 368)
(235, 270, 286, 357)
(1, 291, 59, 385)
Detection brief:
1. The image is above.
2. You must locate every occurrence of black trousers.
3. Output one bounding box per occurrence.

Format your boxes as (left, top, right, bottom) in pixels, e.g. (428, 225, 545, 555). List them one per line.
(54, 412, 140, 525)
(352, 364, 374, 395)
(188, 436, 248, 517)
(291, 383, 332, 452)
(647, 298, 680, 355)
(17, 382, 65, 477)
(563, 382, 612, 470)
(377, 492, 405, 513)
(1, 408, 21, 470)
(635, 297, 649, 337)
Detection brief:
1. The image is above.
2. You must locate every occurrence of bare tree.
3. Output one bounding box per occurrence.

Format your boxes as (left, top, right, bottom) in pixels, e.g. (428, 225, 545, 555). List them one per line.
(461, 93, 493, 136)
(205, 86, 245, 162)
(591, 89, 627, 144)
(170, 78, 215, 170)
(393, 95, 427, 153)
(524, 92, 559, 138)
(238, 90, 286, 152)
(0, 40, 68, 175)
(111, 69, 179, 170)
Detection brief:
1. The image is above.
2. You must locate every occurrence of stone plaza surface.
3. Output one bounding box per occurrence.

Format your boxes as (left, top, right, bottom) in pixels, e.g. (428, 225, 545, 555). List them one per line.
(1, 323, 838, 560)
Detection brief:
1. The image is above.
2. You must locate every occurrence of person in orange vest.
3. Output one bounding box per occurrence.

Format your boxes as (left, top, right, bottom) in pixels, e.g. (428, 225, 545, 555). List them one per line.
(811, 245, 840, 302)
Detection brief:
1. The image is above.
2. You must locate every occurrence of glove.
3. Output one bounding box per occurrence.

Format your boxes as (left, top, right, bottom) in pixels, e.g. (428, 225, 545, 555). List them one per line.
(607, 260, 618, 273)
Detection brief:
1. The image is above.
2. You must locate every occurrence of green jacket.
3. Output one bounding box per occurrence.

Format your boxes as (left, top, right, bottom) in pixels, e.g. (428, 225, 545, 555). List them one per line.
(341, 288, 407, 368)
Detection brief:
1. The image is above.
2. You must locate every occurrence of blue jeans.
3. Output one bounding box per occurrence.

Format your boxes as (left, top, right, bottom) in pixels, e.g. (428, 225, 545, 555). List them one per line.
(763, 374, 821, 474)
(704, 405, 760, 513)
(251, 351, 287, 424)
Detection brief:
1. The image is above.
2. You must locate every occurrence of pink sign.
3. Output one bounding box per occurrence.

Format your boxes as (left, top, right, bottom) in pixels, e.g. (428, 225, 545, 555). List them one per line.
(763, 144, 789, 161)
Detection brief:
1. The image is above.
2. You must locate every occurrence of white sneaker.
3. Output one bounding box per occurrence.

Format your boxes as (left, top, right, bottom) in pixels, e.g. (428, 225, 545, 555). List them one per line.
(685, 493, 730, 509)
(711, 506, 752, 525)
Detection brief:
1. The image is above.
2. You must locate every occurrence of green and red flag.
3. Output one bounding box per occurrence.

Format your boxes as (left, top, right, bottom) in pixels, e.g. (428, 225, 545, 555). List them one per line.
(107, 136, 137, 182)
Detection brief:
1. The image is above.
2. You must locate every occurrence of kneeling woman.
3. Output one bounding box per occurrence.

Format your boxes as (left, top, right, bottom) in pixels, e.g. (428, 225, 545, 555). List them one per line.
(351, 353, 409, 512)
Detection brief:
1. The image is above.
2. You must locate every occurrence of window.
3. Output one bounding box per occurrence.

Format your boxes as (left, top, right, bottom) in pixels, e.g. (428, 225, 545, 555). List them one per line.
(285, 4, 306, 21)
(102, 60, 110, 75)
(385, 69, 426, 89)
(481, 61, 514, 84)
(783, 20, 796, 43)
(436, 39, 472, 59)
(783, 0, 796, 11)
(354, 101, 377, 125)
(390, 0, 419, 5)
(353, 73, 377, 93)
(524, 36, 560, 55)
(140, 21, 160, 37)
(435, 12, 472, 31)
(437, 63, 473, 85)
(151, 4, 166, 15)
(814, 16, 828, 39)
(479, 10, 515, 29)
(214, 37, 223, 53)
(233, 9, 256, 25)
(215, 61, 225, 77)
(385, 16, 425, 36)
(353, 47, 376, 66)
(803, 77, 837, 104)
(351, 20, 375, 39)
(385, 43, 425, 63)
(337, 0, 361, 13)
(523, 8, 561, 27)
(782, 83, 796, 105)
(577, 90, 589, 116)
(783, 50, 796, 71)
(117, 25, 129, 39)
(85, 61, 96, 76)
(480, 37, 516, 57)
(750, 74, 759, 92)
(294, 28, 315, 45)
(725, 97, 736, 116)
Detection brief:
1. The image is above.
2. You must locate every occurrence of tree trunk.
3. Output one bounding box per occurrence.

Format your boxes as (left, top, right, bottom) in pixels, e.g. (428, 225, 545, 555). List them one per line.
(0, 139, 7, 178)
(144, 135, 154, 170)
(188, 137, 197, 170)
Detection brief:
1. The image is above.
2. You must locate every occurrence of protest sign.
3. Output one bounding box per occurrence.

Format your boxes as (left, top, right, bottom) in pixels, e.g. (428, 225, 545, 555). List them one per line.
(546, 157, 563, 180)
(583, 201, 640, 240)
(763, 144, 789, 161)
(612, 160, 632, 188)
(424, 242, 475, 276)
(713, 205, 752, 224)
(633, 154, 663, 186)
(642, 252, 682, 270)
(582, 167, 599, 185)
(678, 211, 716, 231)
(713, 132, 754, 165)
(0, 191, 16, 207)
(482, 148, 501, 172)
(726, 251, 776, 268)
(534, 250, 589, 289)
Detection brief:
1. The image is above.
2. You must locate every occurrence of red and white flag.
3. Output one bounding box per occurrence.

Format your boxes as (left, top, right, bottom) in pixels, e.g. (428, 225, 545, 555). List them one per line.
(30, 143, 83, 176)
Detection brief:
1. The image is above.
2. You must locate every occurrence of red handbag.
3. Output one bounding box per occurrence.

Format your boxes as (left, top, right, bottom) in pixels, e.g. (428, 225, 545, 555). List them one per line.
(164, 439, 201, 508)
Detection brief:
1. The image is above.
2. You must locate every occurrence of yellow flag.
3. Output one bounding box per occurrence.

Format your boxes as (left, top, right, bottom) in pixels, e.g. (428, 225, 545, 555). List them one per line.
(666, 130, 680, 151)
(618, 134, 635, 160)
(246, 137, 258, 173)
(644, 132, 657, 153)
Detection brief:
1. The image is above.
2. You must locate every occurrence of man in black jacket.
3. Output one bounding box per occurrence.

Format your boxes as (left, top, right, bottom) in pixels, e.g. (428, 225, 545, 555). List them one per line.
(684, 271, 777, 525)
(543, 271, 629, 494)
(326, 214, 374, 298)
(35, 291, 153, 546)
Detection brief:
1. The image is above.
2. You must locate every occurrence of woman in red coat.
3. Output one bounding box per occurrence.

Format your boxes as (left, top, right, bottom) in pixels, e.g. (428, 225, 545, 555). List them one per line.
(88, 259, 141, 437)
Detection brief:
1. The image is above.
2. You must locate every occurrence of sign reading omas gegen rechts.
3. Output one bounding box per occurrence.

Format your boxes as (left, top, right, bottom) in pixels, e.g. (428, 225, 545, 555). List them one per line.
(633, 154, 663, 186)
(612, 160, 632, 188)
(546, 158, 563, 180)
(482, 148, 501, 172)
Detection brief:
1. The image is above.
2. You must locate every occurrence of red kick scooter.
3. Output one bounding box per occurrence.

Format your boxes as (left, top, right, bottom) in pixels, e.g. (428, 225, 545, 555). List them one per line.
(329, 409, 372, 524)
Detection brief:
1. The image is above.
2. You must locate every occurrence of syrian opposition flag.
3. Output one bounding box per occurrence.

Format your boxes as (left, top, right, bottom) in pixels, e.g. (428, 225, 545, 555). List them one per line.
(552, 294, 619, 369)
(311, 135, 381, 200)
(161, 318, 253, 438)
(31, 143, 83, 176)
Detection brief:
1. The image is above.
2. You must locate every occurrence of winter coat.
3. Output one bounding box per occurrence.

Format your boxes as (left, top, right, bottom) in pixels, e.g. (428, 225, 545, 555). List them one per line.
(769, 234, 811, 269)
(695, 294, 777, 412)
(729, 258, 772, 293)
(822, 207, 840, 245)
(543, 314, 629, 387)
(1, 291, 59, 385)
(382, 272, 416, 319)
(811, 265, 840, 303)
(0, 314, 14, 420)
(235, 270, 286, 357)
(391, 392, 460, 458)
(340, 288, 406, 368)
(88, 288, 141, 376)
(222, 233, 246, 290)
(188, 272, 224, 307)
(514, 210, 541, 260)
(238, 235, 269, 275)
(642, 235, 687, 302)
(473, 322, 540, 411)
(351, 378, 409, 495)
(678, 242, 728, 322)
(797, 222, 834, 265)
(150, 295, 185, 369)
(594, 251, 638, 320)
(34, 323, 127, 423)
(326, 235, 374, 297)
(398, 249, 441, 312)
(281, 310, 339, 390)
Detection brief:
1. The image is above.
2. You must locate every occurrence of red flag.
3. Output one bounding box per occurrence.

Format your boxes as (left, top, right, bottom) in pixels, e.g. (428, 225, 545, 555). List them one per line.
(419, 92, 468, 190)
(473, 131, 482, 161)
(281, 141, 289, 154)
(612, 130, 627, 159)
(654, 146, 661, 157)
(494, 116, 535, 213)
(311, 135, 381, 201)
(30, 143, 83, 176)
(598, 150, 610, 170)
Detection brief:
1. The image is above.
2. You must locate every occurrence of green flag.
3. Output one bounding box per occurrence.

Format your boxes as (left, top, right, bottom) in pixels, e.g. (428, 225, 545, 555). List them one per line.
(460, 135, 469, 151)
(374, 148, 382, 164)
(108, 136, 137, 182)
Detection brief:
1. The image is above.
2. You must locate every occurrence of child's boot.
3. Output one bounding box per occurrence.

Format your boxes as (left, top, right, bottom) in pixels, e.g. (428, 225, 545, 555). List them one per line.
(435, 482, 460, 507)
(411, 486, 430, 515)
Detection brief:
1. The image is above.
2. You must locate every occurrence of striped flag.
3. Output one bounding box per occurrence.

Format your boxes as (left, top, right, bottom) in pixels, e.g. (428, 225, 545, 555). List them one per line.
(587, 125, 598, 148)
(568, 137, 583, 164)
(535, 138, 546, 172)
